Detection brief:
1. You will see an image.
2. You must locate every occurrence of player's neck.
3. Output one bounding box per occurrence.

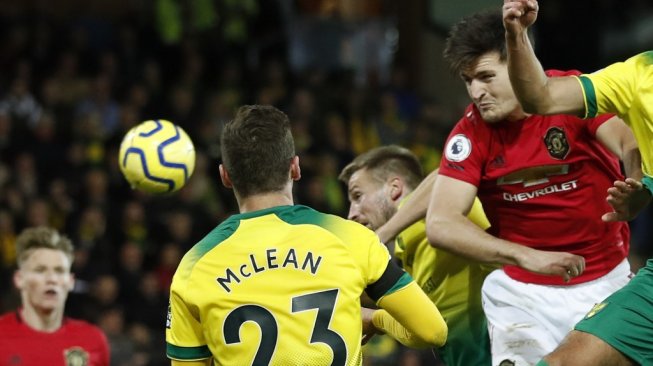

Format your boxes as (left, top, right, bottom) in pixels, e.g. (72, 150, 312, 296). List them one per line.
(20, 305, 64, 333)
(237, 191, 294, 213)
(506, 107, 530, 122)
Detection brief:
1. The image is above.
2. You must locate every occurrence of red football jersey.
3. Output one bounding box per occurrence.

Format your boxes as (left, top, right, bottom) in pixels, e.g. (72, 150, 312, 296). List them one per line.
(439, 72, 629, 285)
(0, 311, 110, 366)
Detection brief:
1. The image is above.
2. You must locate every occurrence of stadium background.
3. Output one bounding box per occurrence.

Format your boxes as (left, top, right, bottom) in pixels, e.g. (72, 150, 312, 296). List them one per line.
(0, 1, 651, 365)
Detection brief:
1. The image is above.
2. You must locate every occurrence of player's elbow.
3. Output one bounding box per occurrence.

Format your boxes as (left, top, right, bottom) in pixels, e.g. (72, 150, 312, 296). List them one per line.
(422, 318, 448, 348)
(425, 214, 447, 249)
(518, 96, 550, 115)
(516, 90, 559, 115)
(519, 99, 541, 114)
(396, 320, 449, 349)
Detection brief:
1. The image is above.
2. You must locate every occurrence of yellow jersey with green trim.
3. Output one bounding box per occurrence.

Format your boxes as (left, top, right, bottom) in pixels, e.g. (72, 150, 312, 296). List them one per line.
(166, 205, 411, 366)
(577, 51, 653, 178)
(394, 197, 493, 366)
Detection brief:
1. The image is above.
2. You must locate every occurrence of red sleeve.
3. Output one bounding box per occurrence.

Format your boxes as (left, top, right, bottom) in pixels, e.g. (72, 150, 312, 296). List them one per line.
(438, 105, 486, 187)
(98, 328, 110, 366)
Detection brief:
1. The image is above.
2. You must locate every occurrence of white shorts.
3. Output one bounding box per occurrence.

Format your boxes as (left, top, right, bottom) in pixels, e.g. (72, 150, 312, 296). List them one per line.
(481, 259, 631, 366)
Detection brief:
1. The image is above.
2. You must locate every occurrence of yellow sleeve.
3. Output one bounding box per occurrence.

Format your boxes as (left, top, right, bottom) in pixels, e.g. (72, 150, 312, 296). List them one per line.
(166, 272, 211, 361)
(579, 60, 637, 118)
(467, 197, 490, 231)
(373, 282, 447, 348)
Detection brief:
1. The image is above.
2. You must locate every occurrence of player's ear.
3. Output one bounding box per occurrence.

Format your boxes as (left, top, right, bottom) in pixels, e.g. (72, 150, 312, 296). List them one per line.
(66, 272, 75, 292)
(219, 164, 233, 189)
(13, 269, 24, 290)
(388, 177, 404, 201)
(290, 156, 301, 181)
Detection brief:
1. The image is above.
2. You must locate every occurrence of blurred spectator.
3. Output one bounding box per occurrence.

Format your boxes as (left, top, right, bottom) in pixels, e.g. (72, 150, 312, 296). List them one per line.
(116, 241, 145, 302)
(0, 76, 42, 128)
(97, 307, 134, 366)
(75, 73, 121, 138)
(154, 242, 182, 293)
(129, 271, 168, 331)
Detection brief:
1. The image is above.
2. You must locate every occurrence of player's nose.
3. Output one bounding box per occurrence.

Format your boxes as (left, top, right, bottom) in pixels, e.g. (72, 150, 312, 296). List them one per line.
(469, 79, 486, 101)
(347, 206, 360, 221)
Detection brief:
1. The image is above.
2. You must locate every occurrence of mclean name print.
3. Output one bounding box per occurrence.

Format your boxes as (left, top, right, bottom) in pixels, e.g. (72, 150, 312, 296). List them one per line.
(216, 248, 323, 293)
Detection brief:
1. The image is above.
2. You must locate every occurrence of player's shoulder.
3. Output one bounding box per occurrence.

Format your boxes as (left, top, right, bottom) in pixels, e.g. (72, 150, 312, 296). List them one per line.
(271, 205, 357, 227)
(627, 51, 653, 66)
(276, 205, 379, 249)
(63, 317, 106, 339)
(454, 104, 490, 135)
(545, 69, 582, 77)
(0, 311, 17, 325)
(285, 205, 375, 237)
(459, 104, 481, 126)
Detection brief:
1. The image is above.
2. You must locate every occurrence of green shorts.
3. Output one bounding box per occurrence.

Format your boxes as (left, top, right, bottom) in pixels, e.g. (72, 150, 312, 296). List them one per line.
(574, 259, 653, 365)
(438, 316, 491, 366)
(643, 176, 653, 196)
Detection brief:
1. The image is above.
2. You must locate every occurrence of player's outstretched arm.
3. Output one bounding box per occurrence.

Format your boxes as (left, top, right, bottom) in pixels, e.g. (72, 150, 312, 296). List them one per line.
(602, 178, 652, 222)
(595, 116, 651, 221)
(371, 282, 447, 348)
(427, 175, 585, 282)
(375, 169, 439, 244)
(503, 0, 585, 116)
(596, 116, 641, 180)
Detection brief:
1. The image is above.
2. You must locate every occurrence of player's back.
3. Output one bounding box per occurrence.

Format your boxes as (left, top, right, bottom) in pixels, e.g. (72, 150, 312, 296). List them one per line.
(167, 205, 391, 366)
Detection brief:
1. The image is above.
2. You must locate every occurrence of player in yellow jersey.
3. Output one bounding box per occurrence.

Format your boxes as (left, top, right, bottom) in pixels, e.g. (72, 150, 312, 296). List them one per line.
(504, 1, 653, 365)
(339, 145, 493, 366)
(165, 105, 447, 366)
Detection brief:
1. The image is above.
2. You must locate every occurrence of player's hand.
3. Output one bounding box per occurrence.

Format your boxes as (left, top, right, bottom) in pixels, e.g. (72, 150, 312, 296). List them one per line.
(602, 178, 652, 222)
(503, 0, 539, 36)
(361, 307, 382, 345)
(517, 248, 585, 282)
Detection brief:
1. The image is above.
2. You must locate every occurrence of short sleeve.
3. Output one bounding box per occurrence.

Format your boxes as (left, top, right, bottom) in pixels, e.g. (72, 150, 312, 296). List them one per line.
(578, 60, 638, 118)
(438, 108, 485, 187)
(363, 229, 393, 285)
(166, 274, 211, 361)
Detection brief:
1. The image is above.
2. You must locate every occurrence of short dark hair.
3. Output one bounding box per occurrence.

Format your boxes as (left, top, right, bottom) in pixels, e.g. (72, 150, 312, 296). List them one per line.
(16, 227, 74, 267)
(339, 145, 424, 190)
(221, 105, 295, 198)
(443, 9, 534, 76)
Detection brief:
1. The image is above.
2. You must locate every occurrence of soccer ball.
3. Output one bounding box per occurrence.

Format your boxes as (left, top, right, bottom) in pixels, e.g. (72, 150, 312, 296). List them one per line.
(118, 119, 196, 194)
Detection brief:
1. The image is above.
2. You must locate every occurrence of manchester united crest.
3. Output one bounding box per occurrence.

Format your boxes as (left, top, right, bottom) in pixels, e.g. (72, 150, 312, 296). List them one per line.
(543, 127, 570, 160)
(64, 347, 89, 366)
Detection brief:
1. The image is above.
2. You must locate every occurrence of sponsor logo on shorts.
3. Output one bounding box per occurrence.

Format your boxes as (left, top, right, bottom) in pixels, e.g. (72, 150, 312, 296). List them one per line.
(498, 360, 516, 366)
(445, 134, 471, 162)
(543, 127, 570, 160)
(585, 302, 608, 319)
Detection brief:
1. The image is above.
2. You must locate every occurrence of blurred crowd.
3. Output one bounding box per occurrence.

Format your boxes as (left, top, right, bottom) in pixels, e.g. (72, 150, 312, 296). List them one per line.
(0, 1, 650, 366)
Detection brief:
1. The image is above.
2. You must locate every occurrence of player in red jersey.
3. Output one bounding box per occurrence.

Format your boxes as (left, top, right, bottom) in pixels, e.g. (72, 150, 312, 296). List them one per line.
(0, 227, 109, 366)
(424, 11, 642, 366)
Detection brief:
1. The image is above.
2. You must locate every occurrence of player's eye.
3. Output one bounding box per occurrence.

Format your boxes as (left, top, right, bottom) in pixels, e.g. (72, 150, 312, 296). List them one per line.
(481, 74, 494, 81)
